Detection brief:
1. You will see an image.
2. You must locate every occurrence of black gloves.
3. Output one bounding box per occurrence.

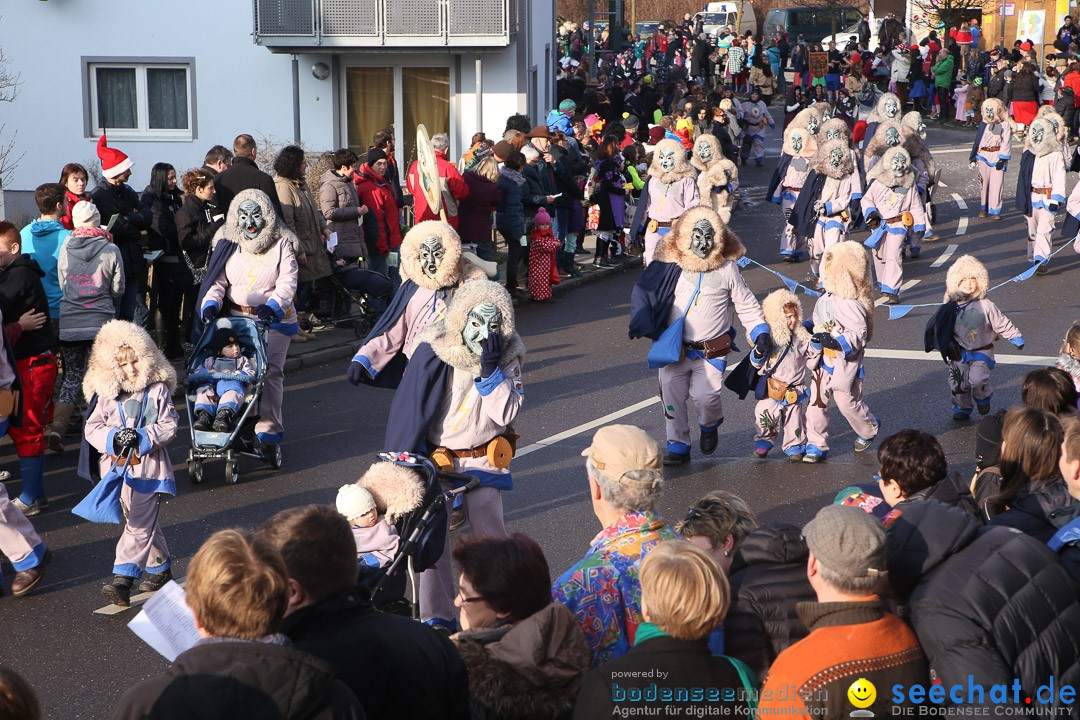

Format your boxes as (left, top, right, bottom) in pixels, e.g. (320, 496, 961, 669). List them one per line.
(1050, 202, 1060, 213)
(202, 305, 218, 323)
(347, 360, 368, 386)
(112, 428, 139, 455)
(754, 332, 774, 359)
(865, 211, 881, 229)
(255, 304, 278, 324)
(480, 334, 503, 379)
(995, 159, 1007, 171)
(811, 332, 842, 351)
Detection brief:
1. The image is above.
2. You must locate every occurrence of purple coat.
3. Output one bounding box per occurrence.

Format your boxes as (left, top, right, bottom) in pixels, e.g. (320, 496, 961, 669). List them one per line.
(457, 171, 502, 245)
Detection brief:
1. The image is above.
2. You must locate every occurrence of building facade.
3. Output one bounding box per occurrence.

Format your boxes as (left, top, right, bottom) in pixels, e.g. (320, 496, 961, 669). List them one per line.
(0, 0, 554, 218)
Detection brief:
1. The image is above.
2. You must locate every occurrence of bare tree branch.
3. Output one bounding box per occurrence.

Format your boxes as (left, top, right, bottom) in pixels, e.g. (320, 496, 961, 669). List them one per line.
(0, 22, 22, 189)
(911, 0, 993, 33)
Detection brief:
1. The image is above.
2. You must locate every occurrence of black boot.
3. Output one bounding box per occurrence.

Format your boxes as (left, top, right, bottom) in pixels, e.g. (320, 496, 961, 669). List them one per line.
(564, 252, 582, 277)
(700, 428, 719, 455)
(193, 409, 213, 432)
(102, 575, 134, 607)
(139, 569, 173, 593)
(212, 408, 235, 433)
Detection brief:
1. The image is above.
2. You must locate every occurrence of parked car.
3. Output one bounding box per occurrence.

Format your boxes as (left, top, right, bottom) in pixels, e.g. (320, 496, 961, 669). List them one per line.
(763, 6, 862, 44)
(695, 1, 756, 38)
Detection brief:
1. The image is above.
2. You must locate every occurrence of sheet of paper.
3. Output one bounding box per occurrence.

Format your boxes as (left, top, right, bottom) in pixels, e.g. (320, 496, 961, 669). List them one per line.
(106, 214, 119, 232)
(127, 580, 200, 662)
(327, 231, 338, 252)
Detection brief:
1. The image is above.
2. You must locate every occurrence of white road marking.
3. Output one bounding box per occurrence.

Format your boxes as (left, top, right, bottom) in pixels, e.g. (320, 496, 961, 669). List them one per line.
(956, 217, 968, 236)
(938, 180, 948, 188)
(931, 244, 959, 267)
(511, 348, 1054, 460)
(875, 279, 921, 305)
(515, 397, 660, 458)
(951, 193, 968, 210)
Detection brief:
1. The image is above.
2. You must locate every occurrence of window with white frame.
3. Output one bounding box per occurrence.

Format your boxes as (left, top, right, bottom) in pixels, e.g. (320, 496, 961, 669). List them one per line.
(87, 61, 194, 140)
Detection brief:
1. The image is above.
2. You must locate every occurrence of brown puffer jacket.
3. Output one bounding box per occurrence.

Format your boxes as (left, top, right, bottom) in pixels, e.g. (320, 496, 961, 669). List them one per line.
(276, 175, 331, 283)
(318, 168, 365, 259)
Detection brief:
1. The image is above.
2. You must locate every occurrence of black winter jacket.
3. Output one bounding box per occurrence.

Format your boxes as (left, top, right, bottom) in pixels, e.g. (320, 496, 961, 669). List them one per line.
(140, 187, 183, 256)
(280, 587, 470, 720)
(887, 500, 1080, 708)
(214, 156, 284, 218)
(174, 195, 224, 276)
(110, 637, 365, 720)
(523, 160, 558, 222)
(724, 523, 814, 682)
(990, 479, 1080, 582)
(0, 255, 56, 359)
(88, 181, 151, 279)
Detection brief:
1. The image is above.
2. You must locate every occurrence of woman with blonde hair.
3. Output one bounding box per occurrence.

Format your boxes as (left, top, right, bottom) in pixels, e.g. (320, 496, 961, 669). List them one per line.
(458, 154, 502, 262)
(573, 541, 756, 716)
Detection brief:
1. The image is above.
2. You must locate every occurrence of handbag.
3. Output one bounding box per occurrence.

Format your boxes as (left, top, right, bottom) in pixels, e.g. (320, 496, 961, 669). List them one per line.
(647, 275, 701, 369)
(72, 392, 149, 524)
(753, 342, 791, 401)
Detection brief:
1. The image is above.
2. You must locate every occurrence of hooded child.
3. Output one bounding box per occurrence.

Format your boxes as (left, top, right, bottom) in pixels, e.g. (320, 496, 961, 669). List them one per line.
(771, 127, 817, 262)
(192, 327, 256, 433)
(336, 481, 400, 569)
(943, 255, 1024, 420)
(789, 139, 858, 280)
(750, 289, 812, 461)
(803, 242, 879, 462)
(527, 208, 561, 303)
(691, 134, 739, 224)
(861, 146, 927, 304)
(969, 98, 1012, 219)
(629, 138, 701, 265)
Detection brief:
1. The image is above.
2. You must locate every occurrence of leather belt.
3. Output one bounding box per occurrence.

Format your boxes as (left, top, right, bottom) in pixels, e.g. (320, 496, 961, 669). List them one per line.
(444, 446, 488, 459)
(231, 303, 258, 315)
(980, 146, 1001, 152)
(104, 453, 141, 466)
(649, 220, 673, 228)
(684, 340, 707, 350)
(883, 215, 904, 224)
(782, 185, 803, 192)
(1032, 187, 1052, 197)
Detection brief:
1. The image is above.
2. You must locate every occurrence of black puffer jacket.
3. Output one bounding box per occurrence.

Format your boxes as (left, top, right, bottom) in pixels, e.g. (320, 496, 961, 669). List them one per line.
(724, 523, 815, 682)
(887, 500, 1080, 708)
(989, 478, 1078, 541)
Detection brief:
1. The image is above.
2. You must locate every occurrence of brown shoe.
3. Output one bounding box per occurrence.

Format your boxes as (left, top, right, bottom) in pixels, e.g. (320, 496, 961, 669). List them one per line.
(977, 210, 987, 218)
(11, 550, 50, 597)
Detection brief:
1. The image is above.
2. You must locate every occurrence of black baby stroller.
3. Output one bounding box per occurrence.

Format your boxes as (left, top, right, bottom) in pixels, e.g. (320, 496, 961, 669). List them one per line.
(304, 262, 392, 339)
(183, 316, 274, 485)
(361, 452, 478, 618)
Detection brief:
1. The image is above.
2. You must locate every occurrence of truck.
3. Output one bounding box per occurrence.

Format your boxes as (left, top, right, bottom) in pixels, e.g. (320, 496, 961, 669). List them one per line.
(694, 1, 757, 39)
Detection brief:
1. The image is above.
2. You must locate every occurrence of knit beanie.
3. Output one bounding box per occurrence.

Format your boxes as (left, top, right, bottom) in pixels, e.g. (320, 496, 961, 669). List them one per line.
(533, 207, 552, 226)
(212, 327, 241, 353)
(72, 201, 101, 229)
(336, 483, 376, 521)
(367, 147, 387, 165)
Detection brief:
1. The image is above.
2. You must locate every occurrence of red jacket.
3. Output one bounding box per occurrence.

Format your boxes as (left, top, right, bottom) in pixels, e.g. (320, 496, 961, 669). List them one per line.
(60, 189, 90, 230)
(354, 164, 402, 255)
(1064, 70, 1080, 107)
(406, 150, 469, 228)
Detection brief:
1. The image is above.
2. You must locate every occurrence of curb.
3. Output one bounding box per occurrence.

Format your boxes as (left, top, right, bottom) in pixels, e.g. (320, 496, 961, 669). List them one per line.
(282, 255, 643, 375)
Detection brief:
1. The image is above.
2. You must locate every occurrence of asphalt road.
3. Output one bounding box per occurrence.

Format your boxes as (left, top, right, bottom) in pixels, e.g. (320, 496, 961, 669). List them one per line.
(5, 122, 1078, 719)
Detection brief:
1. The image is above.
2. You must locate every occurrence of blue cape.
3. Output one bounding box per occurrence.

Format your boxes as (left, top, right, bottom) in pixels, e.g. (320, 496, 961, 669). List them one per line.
(383, 341, 452, 455)
(969, 123, 987, 163)
(355, 279, 420, 389)
(190, 239, 238, 343)
(766, 153, 792, 202)
(1015, 150, 1035, 217)
(628, 261, 682, 341)
(628, 179, 651, 241)
(789, 169, 828, 239)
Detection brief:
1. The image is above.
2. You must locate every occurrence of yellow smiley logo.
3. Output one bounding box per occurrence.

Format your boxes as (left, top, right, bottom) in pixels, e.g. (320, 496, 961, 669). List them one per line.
(847, 678, 876, 709)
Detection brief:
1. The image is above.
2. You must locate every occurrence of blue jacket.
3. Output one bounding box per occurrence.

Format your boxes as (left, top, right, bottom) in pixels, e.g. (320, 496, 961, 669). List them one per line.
(20, 219, 69, 316)
(546, 108, 574, 135)
(496, 167, 527, 238)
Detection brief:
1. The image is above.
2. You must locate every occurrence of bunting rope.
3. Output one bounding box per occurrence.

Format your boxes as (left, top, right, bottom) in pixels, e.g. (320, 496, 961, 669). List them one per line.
(737, 255, 822, 298)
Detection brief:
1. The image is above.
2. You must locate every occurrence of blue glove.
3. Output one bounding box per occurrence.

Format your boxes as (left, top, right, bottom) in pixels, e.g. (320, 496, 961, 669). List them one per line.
(768, 123, 776, 129)
(479, 333, 503, 379)
(347, 360, 368, 386)
(1010, 336, 1025, 350)
(201, 305, 218, 324)
(995, 159, 1007, 171)
(754, 332, 774, 359)
(255, 304, 278, 324)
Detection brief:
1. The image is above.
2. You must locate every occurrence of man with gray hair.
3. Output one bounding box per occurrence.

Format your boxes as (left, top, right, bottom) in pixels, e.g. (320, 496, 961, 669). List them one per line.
(406, 131, 469, 229)
(757, 505, 927, 717)
(552, 424, 682, 666)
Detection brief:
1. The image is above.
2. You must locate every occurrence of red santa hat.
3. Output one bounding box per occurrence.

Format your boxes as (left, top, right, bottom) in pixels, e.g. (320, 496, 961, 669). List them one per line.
(97, 133, 133, 179)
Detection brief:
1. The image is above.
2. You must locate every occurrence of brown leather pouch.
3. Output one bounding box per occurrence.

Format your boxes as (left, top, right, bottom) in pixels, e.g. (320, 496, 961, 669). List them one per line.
(702, 334, 733, 359)
(766, 377, 788, 402)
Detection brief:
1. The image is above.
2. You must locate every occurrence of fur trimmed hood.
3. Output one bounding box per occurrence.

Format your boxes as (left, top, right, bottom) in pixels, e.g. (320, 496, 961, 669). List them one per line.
(782, 127, 816, 158)
(820, 242, 874, 341)
(762, 289, 811, 347)
(867, 92, 902, 124)
(419, 280, 525, 374)
(1036, 107, 1067, 141)
(981, 97, 1008, 125)
(654, 205, 744, 273)
(863, 121, 903, 163)
(213, 188, 298, 256)
(821, 118, 852, 144)
(867, 146, 915, 189)
(944, 254, 989, 301)
(84, 320, 177, 400)
(357, 462, 425, 525)
(647, 139, 697, 184)
(901, 111, 926, 138)
(453, 603, 590, 720)
(812, 139, 855, 178)
(901, 127, 938, 179)
(690, 134, 724, 171)
(1026, 118, 1060, 157)
(789, 107, 824, 135)
(697, 159, 738, 223)
(399, 220, 470, 290)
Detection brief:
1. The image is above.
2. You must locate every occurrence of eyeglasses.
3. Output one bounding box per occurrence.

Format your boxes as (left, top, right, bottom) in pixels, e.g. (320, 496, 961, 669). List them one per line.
(456, 587, 486, 604)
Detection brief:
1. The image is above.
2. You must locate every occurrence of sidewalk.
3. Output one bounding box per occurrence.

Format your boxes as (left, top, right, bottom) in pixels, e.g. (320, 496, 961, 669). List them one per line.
(279, 252, 642, 376)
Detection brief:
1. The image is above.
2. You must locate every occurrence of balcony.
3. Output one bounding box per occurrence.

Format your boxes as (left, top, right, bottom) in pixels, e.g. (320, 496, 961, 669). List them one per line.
(253, 0, 518, 49)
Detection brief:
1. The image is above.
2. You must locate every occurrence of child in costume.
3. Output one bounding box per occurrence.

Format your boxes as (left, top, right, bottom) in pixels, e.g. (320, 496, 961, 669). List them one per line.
(943, 255, 1024, 421)
(81, 320, 178, 606)
(336, 483, 400, 569)
(804, 242, 879, 462)
(691, 134, 739, 223)
(750, 289, 811, 461)
(861, 146, 926, 305)
(527, 208, 561, 303)
(969, 98, 1012, 219)
(1016, 117, 1065, 275)
(790, 139, 857, 280)
(192, 327, 256, 433)
(769, 127, 817, 262)
(1056, 322, 1080, 395)
(738, 89, 776, 166)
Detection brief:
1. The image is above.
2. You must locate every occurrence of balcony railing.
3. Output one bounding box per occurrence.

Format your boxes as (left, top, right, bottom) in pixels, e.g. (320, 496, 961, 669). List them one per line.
(253, 0, 518, 48)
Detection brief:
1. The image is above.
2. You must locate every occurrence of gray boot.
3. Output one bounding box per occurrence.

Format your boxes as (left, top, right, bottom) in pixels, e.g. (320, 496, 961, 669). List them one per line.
(46, 402, 75, 454)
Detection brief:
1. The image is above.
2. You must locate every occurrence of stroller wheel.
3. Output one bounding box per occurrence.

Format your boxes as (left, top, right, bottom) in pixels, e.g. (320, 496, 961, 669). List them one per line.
(225, 459, 239, 485)
(188, 459, 204, 485)
(268, 443, 283, 470)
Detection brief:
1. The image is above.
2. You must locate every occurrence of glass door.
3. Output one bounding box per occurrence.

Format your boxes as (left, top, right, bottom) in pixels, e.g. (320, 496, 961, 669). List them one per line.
(345, 67, 394, 156)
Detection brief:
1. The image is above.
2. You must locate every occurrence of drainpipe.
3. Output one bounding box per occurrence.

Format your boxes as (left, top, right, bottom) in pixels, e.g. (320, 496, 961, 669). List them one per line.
(292, 55, 302, 143)
(475, 57, 483, 136)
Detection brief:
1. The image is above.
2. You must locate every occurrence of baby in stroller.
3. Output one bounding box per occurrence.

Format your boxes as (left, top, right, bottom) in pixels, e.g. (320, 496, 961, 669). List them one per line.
(192, 328, 256, 433)
(336, 482, 400, 569)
